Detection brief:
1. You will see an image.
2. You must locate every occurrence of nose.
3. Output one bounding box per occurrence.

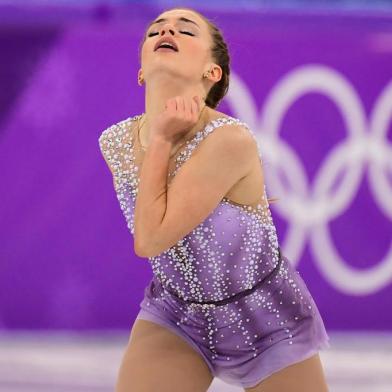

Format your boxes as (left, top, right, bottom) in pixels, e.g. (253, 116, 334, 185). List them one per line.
(159, 23, 176, 36)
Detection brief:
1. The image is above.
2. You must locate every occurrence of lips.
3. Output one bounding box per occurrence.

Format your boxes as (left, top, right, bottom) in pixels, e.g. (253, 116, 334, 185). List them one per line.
(154, 37, 178, 52)
(156, 46, 177, 52)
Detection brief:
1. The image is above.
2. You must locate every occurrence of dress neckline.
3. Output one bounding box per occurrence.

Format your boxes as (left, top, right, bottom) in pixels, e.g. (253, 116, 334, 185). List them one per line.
(130, 112, 235, 154)
(123, 113, 270, 218)
(128, 113, 238, 182)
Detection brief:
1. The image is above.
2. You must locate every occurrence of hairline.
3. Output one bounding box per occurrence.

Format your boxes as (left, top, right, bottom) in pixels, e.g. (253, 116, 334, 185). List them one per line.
(146, 9, 209, 32)
(143, 10, 213, 47)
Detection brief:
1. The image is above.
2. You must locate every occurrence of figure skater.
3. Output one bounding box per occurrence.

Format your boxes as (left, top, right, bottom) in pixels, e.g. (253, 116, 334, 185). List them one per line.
(99, 6, 330, 392)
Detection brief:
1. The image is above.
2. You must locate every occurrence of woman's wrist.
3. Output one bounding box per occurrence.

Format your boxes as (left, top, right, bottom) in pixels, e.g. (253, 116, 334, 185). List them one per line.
(150, 133, 174, 147)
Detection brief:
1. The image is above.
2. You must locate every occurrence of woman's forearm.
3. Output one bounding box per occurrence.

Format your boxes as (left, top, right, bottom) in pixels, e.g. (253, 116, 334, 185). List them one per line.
(133, 134, 173, 256)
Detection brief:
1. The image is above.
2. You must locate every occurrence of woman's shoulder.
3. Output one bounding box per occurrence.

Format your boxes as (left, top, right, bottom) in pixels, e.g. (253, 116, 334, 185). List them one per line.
(207, 108, 232, 121)
(204, 109, 261, 158)
(99, 113, 141, 140)
(204, 110, 254, 141)
(206, 109, 250, 128)
(98, 114, 142, 175)
(107, 113, 142, 131)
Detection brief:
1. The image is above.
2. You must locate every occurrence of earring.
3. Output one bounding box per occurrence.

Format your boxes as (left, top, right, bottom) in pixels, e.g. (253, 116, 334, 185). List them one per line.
(203, 70, 211, 79)
(138, 74, 144, 86)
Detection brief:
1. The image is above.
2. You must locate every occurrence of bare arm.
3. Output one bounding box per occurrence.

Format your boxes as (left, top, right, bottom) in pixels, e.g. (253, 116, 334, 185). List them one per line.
(133, 134, 172, 255)
(134, 124, 257, 257)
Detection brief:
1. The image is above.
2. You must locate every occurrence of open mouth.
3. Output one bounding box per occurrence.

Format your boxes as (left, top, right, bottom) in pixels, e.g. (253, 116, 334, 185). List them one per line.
(156, 45, 178, 52)
(154, 40, 179, 52)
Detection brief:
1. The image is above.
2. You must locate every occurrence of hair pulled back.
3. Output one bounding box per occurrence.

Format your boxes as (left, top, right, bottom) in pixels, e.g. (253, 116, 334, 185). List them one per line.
(139, 7, 230, 109)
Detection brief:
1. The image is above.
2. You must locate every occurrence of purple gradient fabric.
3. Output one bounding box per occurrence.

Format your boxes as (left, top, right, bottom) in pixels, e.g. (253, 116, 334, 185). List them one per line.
(98, 113, 330, 387)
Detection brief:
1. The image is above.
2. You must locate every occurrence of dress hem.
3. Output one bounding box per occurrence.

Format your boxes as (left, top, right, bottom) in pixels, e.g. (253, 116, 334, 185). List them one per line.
(228, 337, 331, 389)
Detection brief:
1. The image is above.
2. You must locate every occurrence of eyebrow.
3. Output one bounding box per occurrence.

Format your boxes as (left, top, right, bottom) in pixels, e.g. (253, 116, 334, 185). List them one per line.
(147, 16, 200, 30)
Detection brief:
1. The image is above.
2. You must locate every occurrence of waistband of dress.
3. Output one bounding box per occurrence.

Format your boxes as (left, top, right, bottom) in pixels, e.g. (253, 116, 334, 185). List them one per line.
(159, 246, 284, 307)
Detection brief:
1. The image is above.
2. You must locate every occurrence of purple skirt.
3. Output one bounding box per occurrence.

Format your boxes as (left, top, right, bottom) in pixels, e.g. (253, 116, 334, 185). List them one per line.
(135, 254, 330, 388)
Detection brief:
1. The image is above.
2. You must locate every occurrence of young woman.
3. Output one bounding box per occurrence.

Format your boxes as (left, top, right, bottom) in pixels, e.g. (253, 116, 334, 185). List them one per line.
(99, 6, 330, 392)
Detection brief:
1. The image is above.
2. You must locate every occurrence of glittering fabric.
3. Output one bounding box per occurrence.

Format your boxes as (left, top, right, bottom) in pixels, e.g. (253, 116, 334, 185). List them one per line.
(98, 114, 330, 388)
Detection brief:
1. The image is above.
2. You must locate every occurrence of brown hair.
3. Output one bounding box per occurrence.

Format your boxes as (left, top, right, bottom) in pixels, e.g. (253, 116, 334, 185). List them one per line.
(139, 6, 230, 109)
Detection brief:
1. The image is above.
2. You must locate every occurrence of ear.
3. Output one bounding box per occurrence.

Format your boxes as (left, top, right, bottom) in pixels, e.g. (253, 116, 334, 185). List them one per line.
(205, 63, 223, 84)
(208, 64, 223, 83)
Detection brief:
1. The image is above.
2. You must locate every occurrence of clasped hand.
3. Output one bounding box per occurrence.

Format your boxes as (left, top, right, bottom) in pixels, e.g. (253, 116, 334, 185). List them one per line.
(150, 95, 205, 145)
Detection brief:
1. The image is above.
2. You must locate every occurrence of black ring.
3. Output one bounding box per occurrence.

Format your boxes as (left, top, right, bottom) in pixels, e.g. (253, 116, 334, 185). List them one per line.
(162, 247, 283, 307)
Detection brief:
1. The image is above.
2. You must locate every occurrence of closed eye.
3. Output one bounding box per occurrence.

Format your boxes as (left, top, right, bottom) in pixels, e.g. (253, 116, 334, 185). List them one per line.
(147, 31, 194, 37)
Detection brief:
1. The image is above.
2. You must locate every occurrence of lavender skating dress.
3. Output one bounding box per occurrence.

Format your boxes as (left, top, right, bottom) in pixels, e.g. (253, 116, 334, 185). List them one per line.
(99, 114, 330, 388)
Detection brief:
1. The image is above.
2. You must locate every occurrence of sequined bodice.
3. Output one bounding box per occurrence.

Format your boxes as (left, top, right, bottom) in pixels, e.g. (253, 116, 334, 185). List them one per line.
(99, 114, 281, 303)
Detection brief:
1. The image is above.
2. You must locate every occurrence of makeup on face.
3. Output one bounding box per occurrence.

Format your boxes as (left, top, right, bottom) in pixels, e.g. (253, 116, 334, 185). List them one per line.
(145, 15, 201, 40)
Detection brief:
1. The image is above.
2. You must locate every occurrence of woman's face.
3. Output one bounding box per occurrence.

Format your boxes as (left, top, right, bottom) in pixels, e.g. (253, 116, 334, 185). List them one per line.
(140, 9, 213, 85)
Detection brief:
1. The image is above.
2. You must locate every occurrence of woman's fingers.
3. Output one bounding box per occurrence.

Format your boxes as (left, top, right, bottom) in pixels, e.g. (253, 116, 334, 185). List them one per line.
(178, 96, 183, 112)
(183, 96, 191, 118)
(172, 96, 178, 112)
(190, 97, 197, 117)
(165, 95, 203, 127)
(166, 97, 177, 113)
(193, 95, 201, 114)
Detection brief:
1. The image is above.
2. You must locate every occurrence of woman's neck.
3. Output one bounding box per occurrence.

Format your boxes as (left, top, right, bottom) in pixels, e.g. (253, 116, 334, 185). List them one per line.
(141, 75, 210, 146)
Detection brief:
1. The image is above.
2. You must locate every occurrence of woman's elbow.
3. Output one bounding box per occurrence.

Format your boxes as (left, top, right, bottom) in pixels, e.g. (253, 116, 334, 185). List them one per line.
(134, 235, 163, 258)
(134, 236, 150, 257)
